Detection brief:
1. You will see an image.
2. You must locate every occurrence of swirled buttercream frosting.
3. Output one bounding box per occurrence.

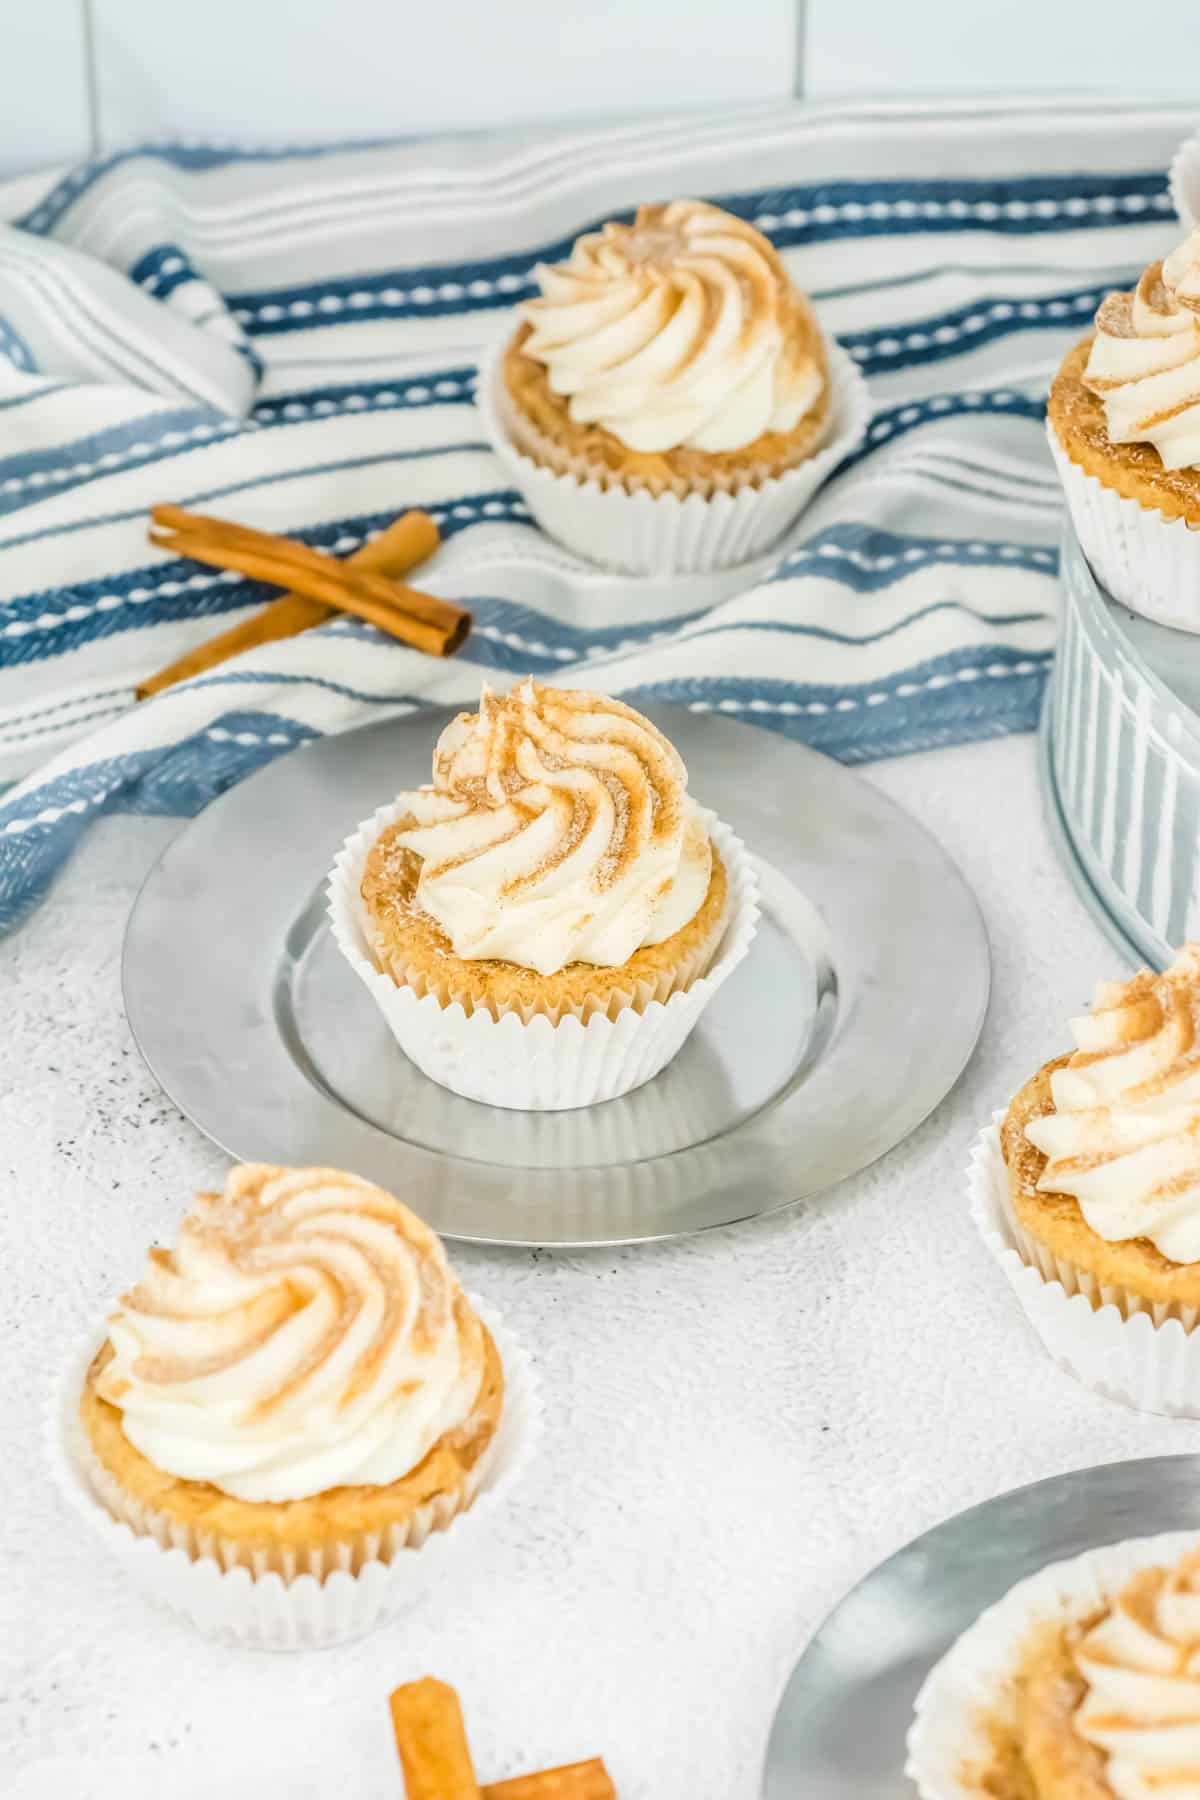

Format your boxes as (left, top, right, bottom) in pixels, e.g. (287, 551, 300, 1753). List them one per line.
(1083, 234, 1200, 470)
(380, 679, 713, 976)
(95, 1165, 488, 1503)
(1073, 1553, 1200, 1797)
(1024, 946, 1200, 1262)
(518, 200, 825, 454)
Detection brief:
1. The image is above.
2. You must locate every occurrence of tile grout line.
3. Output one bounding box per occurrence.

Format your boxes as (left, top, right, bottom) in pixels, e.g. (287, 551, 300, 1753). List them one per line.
(793, 0, 808, 98)
(80, 0, 102, 158)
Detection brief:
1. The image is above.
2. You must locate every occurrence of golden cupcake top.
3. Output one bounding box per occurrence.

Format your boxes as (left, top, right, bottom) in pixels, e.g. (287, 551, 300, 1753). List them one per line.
(1072, 1550, 1200, 1794)
(1024, 946, 1200, 1261)
(374, 679, 713, 977)
(95, 1164, 488, 1502)
(1083, 230, 1200, 469)
(517, 200, 825, 455)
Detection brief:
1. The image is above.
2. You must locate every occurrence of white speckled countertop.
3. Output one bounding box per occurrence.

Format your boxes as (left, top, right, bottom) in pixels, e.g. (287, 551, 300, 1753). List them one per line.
(6, 730, 1199, 1800)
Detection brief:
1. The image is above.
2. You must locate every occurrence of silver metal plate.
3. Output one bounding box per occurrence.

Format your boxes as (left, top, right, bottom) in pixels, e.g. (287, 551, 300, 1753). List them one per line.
(763, 1454, 1200, 1798)
(122, 705, 990, 1248)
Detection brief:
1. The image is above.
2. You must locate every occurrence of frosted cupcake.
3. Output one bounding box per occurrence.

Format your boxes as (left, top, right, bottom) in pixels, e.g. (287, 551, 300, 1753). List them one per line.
(54, 1165, 536, 1645)
(51, 1166, 543, 1648)
(329, 679, 760, 1110)
(971, 945, 1200, 1414)
(478, 200, 869, 573)
(1047, 229, 1200, 629)
(908, 1532, 1200, 1797)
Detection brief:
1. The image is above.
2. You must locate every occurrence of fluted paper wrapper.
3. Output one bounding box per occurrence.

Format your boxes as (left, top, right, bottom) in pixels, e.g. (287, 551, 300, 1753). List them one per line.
(969, 1117, 1200, 1415)
(1048, 425, 1200, 632)
(328, 803, 760, 1111)
(48, 1301, 540, 1650)
(477, 329, 870, 575)
(906, 1529, 1200, 1798)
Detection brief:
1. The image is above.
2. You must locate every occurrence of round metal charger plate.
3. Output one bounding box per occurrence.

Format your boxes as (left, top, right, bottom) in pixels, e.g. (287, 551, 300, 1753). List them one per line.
(122, 704, 989, 1248)
(762, 1454, 1200, 1797)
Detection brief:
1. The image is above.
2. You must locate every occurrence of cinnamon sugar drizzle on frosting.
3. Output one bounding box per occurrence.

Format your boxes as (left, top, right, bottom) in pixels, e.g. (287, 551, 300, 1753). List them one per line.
(1071, 1550, 1200, 1796)
(1084, 232, 1200, 468)
(517, 200, 825, 454)
(1025, 947, 1200, 1261)
(377, 679, 713, 976)
(96, 1165, 487, 1502)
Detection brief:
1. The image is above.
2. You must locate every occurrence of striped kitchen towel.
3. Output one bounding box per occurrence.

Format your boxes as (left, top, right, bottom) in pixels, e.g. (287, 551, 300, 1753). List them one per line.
(0, 94, 1192, 932)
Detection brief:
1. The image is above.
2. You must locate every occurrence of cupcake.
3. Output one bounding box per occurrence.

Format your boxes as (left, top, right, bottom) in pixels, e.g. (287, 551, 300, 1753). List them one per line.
(54, 1165, 536, 1647)
(907, 1531, 1200, 1797)
(971, 946, 1200, 1414)
(1047, 229, 1200, 630)
(478, 200, 870, 574)
(328, 679, 760, 1111)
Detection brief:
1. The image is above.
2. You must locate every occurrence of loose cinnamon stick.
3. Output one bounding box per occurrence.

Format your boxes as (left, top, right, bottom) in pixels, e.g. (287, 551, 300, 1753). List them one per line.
(136, 510, 440, 699)
(483, 1759, 616, 1799)
(148, 503, 468, 659)
(389, 1678, 482, 1800)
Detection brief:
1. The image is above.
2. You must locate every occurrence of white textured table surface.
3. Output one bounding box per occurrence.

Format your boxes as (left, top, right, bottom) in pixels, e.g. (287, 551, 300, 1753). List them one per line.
(7, 730, 1198, 1800)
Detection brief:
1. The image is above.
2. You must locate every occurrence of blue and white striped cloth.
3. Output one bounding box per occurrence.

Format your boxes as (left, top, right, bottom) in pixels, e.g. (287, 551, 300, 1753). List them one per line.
(0, 95, 1192, 932)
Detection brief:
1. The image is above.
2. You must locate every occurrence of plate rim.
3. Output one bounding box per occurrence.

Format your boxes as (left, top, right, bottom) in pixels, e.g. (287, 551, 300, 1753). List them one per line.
(761, 1448, 1200, 1797)
(121, 704, 991, 1249)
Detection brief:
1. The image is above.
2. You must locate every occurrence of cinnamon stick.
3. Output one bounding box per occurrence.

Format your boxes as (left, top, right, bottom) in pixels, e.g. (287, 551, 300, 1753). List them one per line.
(136, 510, 440, 699)
(389, 1678, 482, 1800)
(148, 503, 468, 659)
(483, 1759, 616, 1799)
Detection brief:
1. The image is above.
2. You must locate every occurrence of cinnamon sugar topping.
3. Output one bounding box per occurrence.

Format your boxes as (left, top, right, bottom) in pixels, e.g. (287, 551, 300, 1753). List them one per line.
(517, 199, 825, 455)
(1024, 947, 1200, 1262)
(374, 679, 713, 976)
(1072, 1553, 1200, 1795)
(1083, 240, 1200, 468)
(96, 1165, 486, 1502)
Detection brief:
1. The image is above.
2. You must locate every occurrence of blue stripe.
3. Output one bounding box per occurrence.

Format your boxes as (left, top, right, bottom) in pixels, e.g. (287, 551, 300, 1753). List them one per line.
(0, 451, 515, 555)
(130, 243, 206, 301)
(0, 295, 1056, 511)
(0, 367, 481, 515)
(770, 522, 1058, 589)
(0, 517, 1055, 674)
(847, 387, 1046, 466)
(624, 644, 1052, 764)
(0, 323, 1048, 522)
(0, 494, 528, 667)
(0, 645, 1048, 932)
(842, 282, 1112, 376)
(0, 404, 221, 499)
(226, 172, 1171, 334)
(253, 370, 477, 420)
(0, 381, 65, 414)
(0, 707, 316, 932)
(0, 314, 37, 373)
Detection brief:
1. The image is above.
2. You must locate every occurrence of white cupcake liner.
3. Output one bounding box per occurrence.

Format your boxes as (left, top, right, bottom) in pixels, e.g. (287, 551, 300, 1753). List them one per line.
(906, 1528, 1200, 1798)
(969, 1115, 1200, 1415)
(48, 1299, 540, 1650)
(1170, 124, 1200, 230)
(1048, 423, 1200, 632)
(327, 803, 760, 1112)
(476, 327, 870, 575)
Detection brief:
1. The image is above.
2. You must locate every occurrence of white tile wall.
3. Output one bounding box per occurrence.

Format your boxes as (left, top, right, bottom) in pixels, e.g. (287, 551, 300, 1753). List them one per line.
(805, 0, 1199, 97)
(0, 0, 92, 177)
(1, 0, 1198, 180)
(88, 0, 799, 150)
